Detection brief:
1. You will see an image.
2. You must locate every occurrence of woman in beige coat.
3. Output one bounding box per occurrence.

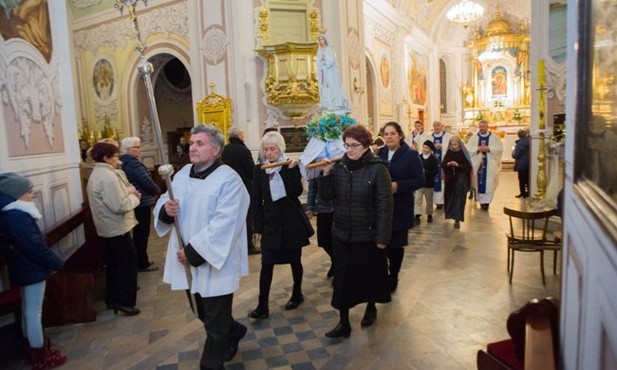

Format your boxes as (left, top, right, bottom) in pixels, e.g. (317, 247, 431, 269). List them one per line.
(86, 142, 141, 315)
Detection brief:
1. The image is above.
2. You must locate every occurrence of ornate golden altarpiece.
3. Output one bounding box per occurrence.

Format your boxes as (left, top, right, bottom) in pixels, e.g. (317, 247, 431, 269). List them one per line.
(195, 85, 232, 141)
(463, 12, 530, 129)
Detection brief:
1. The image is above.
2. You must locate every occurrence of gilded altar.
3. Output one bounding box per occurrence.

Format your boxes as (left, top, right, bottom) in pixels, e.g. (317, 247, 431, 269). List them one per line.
(463, 11, 530, 127)
(195, 86, 232, 140)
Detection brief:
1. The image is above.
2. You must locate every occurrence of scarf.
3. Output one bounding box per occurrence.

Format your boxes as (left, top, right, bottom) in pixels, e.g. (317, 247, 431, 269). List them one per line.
(1, 199, 43, 220)
(263, 153, 288, 201)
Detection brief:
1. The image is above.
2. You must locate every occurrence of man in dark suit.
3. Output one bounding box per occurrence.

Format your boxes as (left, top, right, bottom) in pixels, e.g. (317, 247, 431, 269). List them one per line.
(222, 127, 260, 254)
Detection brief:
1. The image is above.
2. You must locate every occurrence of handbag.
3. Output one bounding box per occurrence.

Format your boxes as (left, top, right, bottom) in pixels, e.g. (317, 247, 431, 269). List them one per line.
(299, 208, 315, 238)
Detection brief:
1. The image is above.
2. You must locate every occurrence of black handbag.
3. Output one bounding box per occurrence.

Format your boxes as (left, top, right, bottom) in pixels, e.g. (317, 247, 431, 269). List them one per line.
(299, 208, 315, 238)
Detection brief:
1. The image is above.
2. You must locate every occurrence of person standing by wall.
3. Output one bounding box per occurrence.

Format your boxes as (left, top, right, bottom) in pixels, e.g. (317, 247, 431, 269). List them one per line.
(319, 124, 393, 339)
(248, 131, 310, 320)
(0, 173, 67, 369)
(87, 142, 141, 316)
(154, 124, 250, 368)
(512, 129, 530, 198)
(222, 127, 260, 255)
(120, 137, 161, 272)
(466, 120, 504, 210)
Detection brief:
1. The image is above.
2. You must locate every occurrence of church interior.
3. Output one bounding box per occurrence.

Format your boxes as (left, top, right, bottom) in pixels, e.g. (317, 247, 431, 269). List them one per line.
(0, 0, 616, 369)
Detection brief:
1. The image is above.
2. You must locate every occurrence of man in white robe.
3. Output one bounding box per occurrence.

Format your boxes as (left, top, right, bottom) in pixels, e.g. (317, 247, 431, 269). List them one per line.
(466, 120, 503, 210)
(429, 121, 452, 208)
(154, 124, 250, 369)
(406, 120, 430, 151)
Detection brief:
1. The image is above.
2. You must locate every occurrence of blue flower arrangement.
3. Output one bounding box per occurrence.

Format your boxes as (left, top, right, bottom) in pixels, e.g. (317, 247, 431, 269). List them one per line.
(306, 113, 357, 141)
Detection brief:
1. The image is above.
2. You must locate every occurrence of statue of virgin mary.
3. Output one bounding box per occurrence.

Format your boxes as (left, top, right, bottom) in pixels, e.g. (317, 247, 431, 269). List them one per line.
(316, 34, 350, 114)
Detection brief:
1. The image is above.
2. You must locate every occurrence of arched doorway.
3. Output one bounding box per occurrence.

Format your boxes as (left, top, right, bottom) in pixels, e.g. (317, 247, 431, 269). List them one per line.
(365, 55, 378, 133)
(134, 54, 192, 166)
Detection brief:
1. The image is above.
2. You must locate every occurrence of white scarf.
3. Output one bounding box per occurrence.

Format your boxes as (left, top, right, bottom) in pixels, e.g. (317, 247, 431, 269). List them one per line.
(264, 154, 288, 201)
(1, 199, 43, 220)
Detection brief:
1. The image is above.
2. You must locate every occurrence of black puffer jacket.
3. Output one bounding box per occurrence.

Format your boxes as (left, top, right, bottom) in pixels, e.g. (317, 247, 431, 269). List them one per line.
(319, 150, 393, 244)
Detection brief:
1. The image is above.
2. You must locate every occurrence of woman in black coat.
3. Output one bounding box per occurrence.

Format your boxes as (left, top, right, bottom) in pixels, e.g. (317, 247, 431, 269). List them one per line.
(377, 122, 424, 294)
(319, 124, 393, 339)
(248, 131, 310, 319)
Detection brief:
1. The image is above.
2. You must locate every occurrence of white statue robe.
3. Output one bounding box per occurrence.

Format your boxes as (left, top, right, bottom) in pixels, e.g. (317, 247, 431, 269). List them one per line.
(430, 131, 451, 205)
(467, 132, 503, 204)
(153, 164, 250, 297)
(317, 44, 349, 112)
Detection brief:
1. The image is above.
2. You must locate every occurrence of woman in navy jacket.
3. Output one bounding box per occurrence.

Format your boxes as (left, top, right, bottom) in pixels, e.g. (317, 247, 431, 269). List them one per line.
(0, 173, 66, 368)
(377, 122, 424, 295)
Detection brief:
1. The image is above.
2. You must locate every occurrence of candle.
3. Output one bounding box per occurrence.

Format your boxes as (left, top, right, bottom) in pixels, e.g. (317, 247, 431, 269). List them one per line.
(538, 59, 545, 87)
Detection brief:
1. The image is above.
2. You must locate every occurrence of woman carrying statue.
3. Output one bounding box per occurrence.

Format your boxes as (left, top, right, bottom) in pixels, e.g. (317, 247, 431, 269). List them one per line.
(317, 34, 350, 112)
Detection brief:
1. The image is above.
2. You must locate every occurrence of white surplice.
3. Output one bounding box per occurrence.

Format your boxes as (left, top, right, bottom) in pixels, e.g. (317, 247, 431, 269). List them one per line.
(153, 164, 250, 297)
(467, 132, 503, 204)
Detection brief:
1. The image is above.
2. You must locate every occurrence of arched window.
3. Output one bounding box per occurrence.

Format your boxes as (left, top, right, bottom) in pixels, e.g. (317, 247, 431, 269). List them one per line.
(439, 59, 447, 113)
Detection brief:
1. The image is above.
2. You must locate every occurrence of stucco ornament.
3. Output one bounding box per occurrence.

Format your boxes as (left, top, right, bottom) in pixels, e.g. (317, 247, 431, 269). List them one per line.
(0, 56, 61, 147)
(71, 0, 101, 8)
(202, 26, 228, 65)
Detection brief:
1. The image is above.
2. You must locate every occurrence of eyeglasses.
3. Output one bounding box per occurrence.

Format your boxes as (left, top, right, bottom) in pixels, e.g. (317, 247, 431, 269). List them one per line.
(343, 143, 363, 149)
(130, 146, 141, 149)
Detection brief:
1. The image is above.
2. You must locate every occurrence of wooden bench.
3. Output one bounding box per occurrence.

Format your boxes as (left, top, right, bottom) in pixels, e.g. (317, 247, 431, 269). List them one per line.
(42, 204, 105, 327)
(0, 255, 22, 321)
(477, 297, 559, 370)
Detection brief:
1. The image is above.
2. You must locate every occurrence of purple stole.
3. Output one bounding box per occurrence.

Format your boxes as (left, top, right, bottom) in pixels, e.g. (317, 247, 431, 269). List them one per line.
(477, 132, 491, 194)
(433, 133, 443, 192)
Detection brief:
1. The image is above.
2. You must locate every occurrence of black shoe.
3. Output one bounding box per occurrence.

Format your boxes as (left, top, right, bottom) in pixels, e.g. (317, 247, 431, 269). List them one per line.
(468, 192, 473, 199)
(248, 306, 269, 319)
(284, 295, 304, 310)
(326, 266, 334, 279)
(481, 204, 489, 211)
(112, 305, 140, 316)
(414, 215, 421, 225)
(515, 194, 523, 198)
(325, 322, 351, 338)
(225, 323, 247, 362)
(390, 278, 399, 293)
(454, 221, 460, 228)
(361, 306, 377, 327)
(427, 215, 433, 223)
(435, 204, 444, 210)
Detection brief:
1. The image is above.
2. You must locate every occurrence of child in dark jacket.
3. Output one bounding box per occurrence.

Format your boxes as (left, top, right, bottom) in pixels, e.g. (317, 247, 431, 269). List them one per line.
(0, 172, 67, 369)
(414, 140, 439, 224)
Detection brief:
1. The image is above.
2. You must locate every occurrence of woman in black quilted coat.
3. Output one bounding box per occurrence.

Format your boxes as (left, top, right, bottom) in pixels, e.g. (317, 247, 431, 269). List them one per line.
(319, 124, 393, 339)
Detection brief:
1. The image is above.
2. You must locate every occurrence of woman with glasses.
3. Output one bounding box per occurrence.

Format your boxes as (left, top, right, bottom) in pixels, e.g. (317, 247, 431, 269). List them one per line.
(376, 122, 424, 296)
(248, 131, 311, 320)
(319, 124, 393, 338)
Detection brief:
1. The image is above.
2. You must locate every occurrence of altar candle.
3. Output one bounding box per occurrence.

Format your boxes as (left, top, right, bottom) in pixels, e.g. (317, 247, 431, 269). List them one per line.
(538, 59, 545, 87)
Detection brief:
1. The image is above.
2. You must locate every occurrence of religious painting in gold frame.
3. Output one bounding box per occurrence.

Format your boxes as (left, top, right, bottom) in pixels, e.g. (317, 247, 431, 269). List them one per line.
(408, 50, 427, 106)
(195, 91, 233, 141)
(573, 0, 617, 240)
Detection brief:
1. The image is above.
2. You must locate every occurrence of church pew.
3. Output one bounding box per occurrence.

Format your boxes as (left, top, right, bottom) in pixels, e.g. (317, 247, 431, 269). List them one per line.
(42, 204, 105, 327)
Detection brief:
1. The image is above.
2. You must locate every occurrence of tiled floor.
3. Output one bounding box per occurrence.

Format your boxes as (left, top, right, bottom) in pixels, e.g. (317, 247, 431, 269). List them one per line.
(2, 171, 560, 369)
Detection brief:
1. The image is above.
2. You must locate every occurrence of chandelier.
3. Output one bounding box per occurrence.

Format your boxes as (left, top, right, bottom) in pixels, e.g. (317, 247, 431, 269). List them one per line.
(447, 0, 484, 27)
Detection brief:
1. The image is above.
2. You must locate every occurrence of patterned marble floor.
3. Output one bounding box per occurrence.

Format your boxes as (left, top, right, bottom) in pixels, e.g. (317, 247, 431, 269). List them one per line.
(2, 171, 560, 369)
